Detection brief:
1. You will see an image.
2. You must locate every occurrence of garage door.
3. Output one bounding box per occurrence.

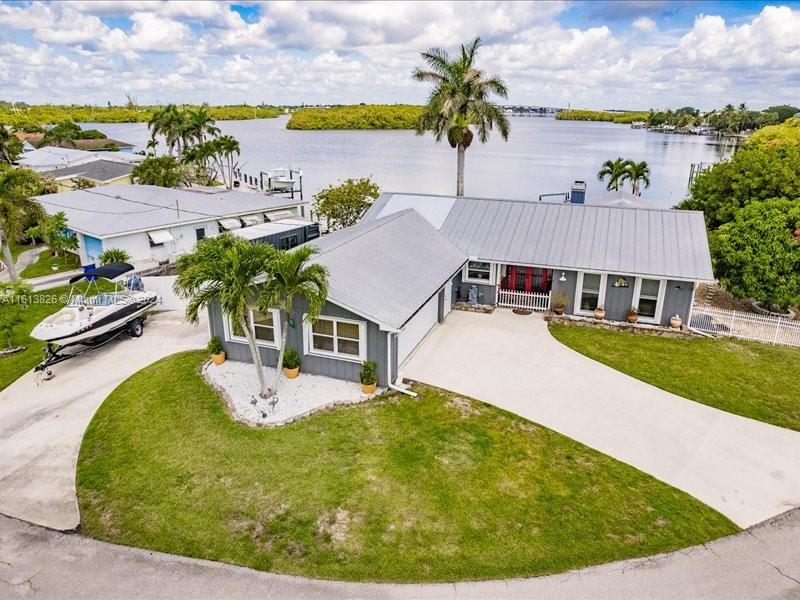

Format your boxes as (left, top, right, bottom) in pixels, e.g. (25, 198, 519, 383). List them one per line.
(397, 293, 440, 364)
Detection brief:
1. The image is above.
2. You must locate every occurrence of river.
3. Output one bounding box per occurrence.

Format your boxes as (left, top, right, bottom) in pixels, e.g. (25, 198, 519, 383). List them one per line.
(85, 115, 733, 209)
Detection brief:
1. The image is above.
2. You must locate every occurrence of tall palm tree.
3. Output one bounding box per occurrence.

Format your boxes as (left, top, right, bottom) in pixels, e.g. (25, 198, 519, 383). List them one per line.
(173, 234, 278, 398)
(185, 105, 220, 143)
(147, 104, 184, 157)
(413, 37, 510, 196)
(259, 246, 328, 396)
(597, 157, 629, 191)
(0, 168, 44, 281)
(621, 160, 651, 196)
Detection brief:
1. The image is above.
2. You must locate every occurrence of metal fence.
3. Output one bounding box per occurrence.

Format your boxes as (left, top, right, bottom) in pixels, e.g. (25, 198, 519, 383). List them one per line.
(690, 306, 800, 348)
(497, 289, 551, 312)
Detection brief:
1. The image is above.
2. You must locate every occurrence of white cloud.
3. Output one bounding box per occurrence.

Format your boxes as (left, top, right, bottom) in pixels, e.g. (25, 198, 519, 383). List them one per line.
(632, 17, 657, 33)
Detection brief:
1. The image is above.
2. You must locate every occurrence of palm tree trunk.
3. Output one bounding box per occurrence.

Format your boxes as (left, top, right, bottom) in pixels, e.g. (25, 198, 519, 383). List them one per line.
(0, 228, 18, 281)
(240, 314, 271, 398)
(272, 304, 291, 394)
(456, 144, 465, 196)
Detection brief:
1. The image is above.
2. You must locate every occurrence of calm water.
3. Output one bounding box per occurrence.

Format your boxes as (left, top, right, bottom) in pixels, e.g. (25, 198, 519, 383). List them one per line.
(87, 116, 733, 209)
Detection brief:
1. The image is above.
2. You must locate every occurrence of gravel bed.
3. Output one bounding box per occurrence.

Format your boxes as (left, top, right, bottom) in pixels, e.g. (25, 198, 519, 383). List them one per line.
(203, 360, 378, 427)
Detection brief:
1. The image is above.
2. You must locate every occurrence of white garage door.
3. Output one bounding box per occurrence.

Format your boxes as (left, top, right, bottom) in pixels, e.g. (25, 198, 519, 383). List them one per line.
(397, 293, 439, 364)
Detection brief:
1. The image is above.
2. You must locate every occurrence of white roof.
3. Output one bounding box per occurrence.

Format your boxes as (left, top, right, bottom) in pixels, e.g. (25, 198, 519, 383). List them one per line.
(16, 147, 97, 171)
(37, 185, 306, 238)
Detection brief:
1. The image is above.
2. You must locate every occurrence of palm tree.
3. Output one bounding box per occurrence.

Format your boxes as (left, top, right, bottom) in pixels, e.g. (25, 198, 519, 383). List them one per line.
(147, 104, 184, 157)
(185, 105, 220, 143)
(597, 157, 629, 191)
(413, 37, 510, 196)
(0, 125, 22, 164)
(37, 122, 79, 149)
(259, 246, 328, 396)
(0, 168, 44, 281)
(173, 234, 279, 398)
(621, 160, 651, 196)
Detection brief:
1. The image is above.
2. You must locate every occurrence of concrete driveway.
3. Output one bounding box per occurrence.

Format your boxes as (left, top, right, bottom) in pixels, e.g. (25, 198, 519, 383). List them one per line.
(402, 310, 800, 528)
(0, 311, 207, 531)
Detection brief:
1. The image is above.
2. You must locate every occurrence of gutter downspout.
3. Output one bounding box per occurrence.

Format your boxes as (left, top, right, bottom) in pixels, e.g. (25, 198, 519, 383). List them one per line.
(386, 331, 417, 397)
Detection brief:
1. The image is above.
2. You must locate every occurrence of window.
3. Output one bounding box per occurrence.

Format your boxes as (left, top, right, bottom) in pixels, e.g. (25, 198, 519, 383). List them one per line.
(634, 278, 664, 322)
(578, 273, 602, 311)
(226, 308, 281, 348)
(464, 260, 492, 283)
(195, 227, 206, 242)
(305, 316, 365, 361)
(278, 234, 299, 250)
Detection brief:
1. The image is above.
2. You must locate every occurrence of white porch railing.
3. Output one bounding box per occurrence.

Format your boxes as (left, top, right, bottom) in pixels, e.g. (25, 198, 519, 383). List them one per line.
(690, 306, 800, 348)
(497, 289, 551, 312)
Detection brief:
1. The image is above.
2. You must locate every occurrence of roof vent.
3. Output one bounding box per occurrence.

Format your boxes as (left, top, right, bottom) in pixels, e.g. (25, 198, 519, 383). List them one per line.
(569, 181, 586, 204)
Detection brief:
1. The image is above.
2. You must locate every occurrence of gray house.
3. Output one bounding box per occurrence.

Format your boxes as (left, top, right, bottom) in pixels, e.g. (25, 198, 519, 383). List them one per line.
(210, 192, 714, 387)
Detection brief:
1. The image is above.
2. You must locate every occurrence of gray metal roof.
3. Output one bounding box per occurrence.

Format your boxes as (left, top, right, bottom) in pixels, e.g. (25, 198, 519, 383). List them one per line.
(47, 159, 134, 183)
(365, 192, 713, 281)
(36, 185, 306, 238)
(309, 210, 467, 330)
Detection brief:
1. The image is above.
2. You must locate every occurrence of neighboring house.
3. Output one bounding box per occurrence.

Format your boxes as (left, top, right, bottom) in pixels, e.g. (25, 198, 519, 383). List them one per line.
(15, 147, 143, 172)
(210, 209, 468, 387)
(15, 132, 135, 152)
(207, 190, 714, 388)
(44, 159, 135, 191)
(35, 184, 312, 269)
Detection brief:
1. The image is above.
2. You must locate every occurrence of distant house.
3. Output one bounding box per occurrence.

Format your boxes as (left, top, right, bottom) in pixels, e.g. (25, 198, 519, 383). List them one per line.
(35, 185, 312, 269)
(14, 132, 135, 152)
(44, 159, 135, 192)
(208, 191, 714, 388)
(15, 147, 142, 173)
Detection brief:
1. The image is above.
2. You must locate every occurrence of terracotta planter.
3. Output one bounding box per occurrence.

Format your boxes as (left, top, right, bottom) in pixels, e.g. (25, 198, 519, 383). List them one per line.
(283, 366, 299, 379)
(553, 306, 565, 316)
(627, 314, 638, 324)
(669, 315, 682, 329)
(362, 382, 377, 394)
(593, 307, 606, 320)
(211, 351, 226, 365)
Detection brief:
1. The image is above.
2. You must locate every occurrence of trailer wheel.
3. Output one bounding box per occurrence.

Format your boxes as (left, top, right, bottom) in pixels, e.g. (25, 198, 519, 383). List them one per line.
(129, 319, 144, 338)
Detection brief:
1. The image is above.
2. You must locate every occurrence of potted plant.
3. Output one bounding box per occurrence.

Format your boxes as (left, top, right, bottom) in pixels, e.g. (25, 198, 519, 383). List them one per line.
(282, 346, 300, 379)
(551, 291, 569, 316)
(627, 305, 639, 324)
(360, 360, 377, 395)
(208, 335, 225, 365)
(669, 314, 683, 329)
(593, 305, 606, 320)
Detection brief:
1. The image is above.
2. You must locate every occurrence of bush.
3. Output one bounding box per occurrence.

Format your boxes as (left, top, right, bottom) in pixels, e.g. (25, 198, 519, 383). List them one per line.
(282, 346, 300, 370)
(555, 110, 650, 124)
(313, 177, 380, 229)
(360, 360, 377, 385)
(551, 291, 569, 309)
(287, 105, 423, 130)
(98, 248, 131, 265)
(207, 336, 223, 355)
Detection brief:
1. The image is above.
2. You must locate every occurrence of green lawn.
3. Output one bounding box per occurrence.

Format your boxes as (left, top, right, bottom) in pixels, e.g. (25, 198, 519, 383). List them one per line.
(0, 280, 112, 391)
(549, 323, 800, 432)
(20, 250, 80, 279)
(77, 351, 736, 583)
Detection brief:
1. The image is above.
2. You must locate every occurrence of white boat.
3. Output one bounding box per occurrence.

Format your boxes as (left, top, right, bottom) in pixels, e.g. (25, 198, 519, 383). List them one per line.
(264, 167, 300, 191)
(31, 263, 158, 372)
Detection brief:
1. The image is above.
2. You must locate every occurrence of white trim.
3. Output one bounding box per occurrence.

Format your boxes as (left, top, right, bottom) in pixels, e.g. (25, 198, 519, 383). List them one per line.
(303, 313, 367, 363)
(632, 277, 666, 324)
(575, 271, 607, 316)
(223, 308, 282, 349)
(462, 260, 495, 285)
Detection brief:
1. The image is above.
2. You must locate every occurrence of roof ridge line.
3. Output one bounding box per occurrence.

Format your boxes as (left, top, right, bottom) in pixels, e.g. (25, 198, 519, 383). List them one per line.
(311, 209, 416, 255)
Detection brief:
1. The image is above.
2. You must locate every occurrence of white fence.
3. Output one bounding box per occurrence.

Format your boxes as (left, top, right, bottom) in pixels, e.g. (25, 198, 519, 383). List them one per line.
(690, 306, 800, 348)
(141, 275, 186, 312)
(497, 289, 551, 312)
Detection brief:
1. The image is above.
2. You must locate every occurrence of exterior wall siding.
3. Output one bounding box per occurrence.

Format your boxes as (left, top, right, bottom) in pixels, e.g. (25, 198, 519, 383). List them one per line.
(452, 270, 497, 305)
(604, 274, 636, 322)
(550, 270, 578, 314)
(660, 280, 695, 326)
(209, 298, 392, 386)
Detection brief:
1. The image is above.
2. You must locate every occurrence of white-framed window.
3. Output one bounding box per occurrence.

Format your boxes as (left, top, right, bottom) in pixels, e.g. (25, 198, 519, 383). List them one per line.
(225, 308, 281, 348)
(575, 272, 607, 315)
(303, 314, 366, 362)
(633, 278, 666, 323)
(463, 260, 493, 284)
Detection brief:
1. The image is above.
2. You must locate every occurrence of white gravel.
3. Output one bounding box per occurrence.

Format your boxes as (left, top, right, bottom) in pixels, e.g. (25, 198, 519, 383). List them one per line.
(203, 360, 378, 426)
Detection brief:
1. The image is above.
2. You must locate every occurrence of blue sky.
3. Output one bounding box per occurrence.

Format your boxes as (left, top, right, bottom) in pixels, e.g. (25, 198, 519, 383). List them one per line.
(1, 1, 799, 109)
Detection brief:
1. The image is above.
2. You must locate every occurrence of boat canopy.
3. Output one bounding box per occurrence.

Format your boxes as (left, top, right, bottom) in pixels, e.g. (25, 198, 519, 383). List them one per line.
(69, 262, 134, 284)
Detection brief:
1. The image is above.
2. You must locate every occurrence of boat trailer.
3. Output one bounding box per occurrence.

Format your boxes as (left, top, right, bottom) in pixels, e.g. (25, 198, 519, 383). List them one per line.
(35, 317, 146, 380)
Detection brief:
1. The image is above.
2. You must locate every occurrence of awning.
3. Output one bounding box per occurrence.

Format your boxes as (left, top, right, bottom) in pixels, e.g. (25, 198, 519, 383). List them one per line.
(218, 218, 242, 231)
(241, 214, 264, 226)
(265, 210, 294, 222)
(147, 229, 174, 244)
